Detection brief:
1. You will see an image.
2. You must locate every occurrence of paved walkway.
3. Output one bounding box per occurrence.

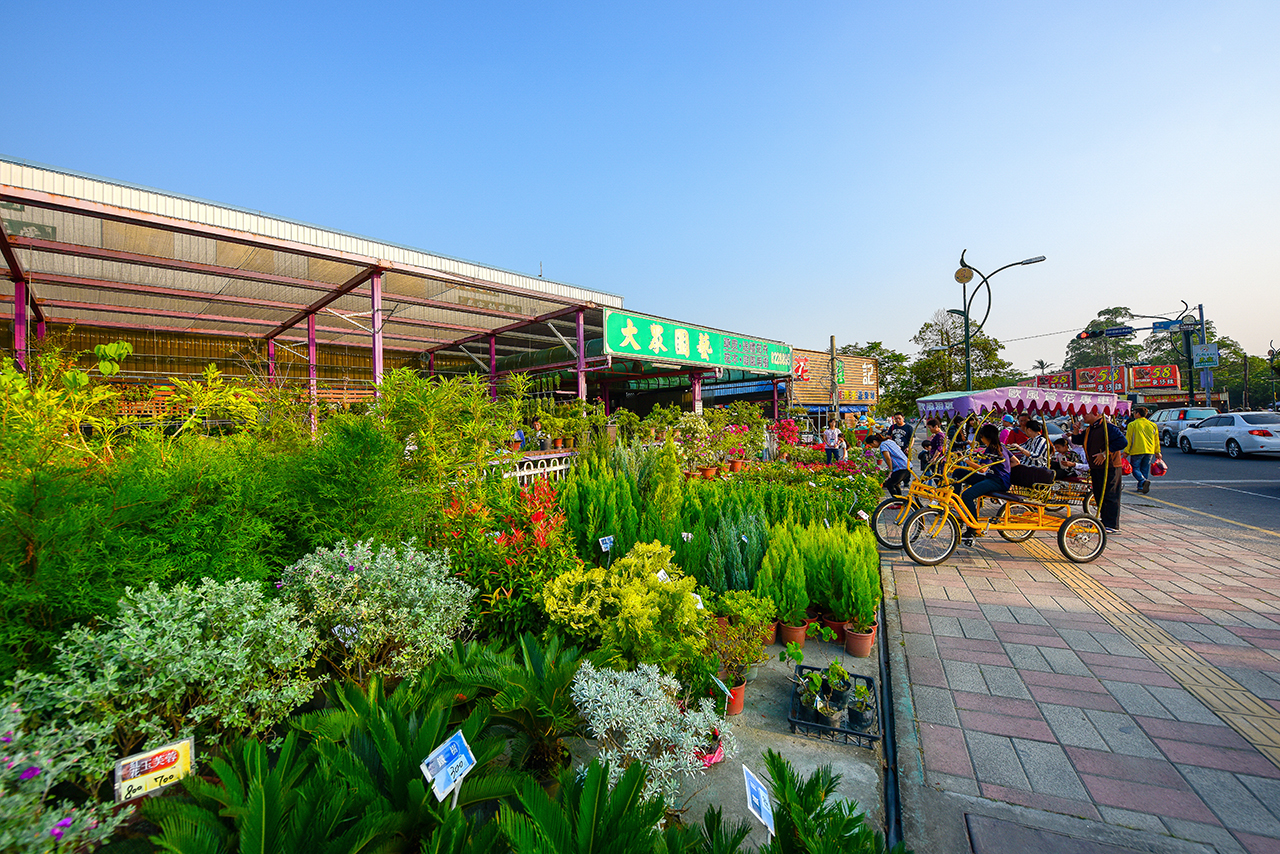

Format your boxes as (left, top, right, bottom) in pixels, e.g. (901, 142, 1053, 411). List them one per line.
(890, 503, 1280, 854)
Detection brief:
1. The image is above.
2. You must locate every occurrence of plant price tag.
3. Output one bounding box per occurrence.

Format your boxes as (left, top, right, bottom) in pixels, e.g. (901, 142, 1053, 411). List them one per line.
(711, 675, 732, 697)
(420, 730, 476, 802)
(742, 764, 775, 836)
(598, 535, 615, 553)
(114, 737, 194, 803)
(692, 593, 705, 610)
(656, 569, 670, 583)
(856, 510, 869, 521)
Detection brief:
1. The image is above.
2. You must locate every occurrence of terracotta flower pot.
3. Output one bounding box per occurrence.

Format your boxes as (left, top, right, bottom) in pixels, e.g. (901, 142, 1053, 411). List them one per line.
(509, 441, 522, 452)
(699, 466, 719, 479)
(729, 460, 744, 472)
(552, 438, 564, 449)
(726, 679, 746, 716)
(844, 623, 878, 657)
(777, 622, 807, 648)
(821, 615, 848, 644)
(764, 621, 778, 645)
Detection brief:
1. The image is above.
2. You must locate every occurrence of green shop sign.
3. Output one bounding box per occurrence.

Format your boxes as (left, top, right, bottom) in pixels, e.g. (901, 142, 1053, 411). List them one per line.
(603, 310, 792, 375)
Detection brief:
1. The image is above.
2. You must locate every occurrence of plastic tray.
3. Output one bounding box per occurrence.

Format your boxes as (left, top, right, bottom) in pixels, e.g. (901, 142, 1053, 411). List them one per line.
(786, 665, 881, 748)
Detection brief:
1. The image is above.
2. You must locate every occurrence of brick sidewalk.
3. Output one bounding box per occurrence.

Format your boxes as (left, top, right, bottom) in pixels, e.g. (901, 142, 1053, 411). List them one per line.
(894, 506, 1280, 854)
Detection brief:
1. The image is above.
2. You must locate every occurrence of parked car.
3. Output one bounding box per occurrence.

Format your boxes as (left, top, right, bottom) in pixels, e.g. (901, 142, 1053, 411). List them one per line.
(1178, 411, 1280, 458)
(1151, 407, 1219, 448)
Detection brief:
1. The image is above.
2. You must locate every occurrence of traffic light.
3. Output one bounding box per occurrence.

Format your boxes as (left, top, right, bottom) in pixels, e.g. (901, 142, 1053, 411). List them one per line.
(1076, 329, 1104, 340)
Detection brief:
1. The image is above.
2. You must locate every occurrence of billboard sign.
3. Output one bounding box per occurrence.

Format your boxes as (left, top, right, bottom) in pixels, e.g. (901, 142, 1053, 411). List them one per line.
(1129, 364, 1181, 389)
(1036, 372, 1073, 389)
(1075, 366, 1127, 394)
(789, 348, 877, 406)
(603, 310, 791, 375)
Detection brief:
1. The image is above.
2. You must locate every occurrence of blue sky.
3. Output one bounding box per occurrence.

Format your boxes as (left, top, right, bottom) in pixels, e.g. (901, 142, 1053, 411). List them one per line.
(6, 1, 1278, 371)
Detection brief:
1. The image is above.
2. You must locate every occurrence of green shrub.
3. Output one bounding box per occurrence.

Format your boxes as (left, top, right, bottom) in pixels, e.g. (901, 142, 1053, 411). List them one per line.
(280, 539, 475, 685)
(759, 748, 901, 854)
(0, 702, 127, 853)
(8, 578, 319, 789)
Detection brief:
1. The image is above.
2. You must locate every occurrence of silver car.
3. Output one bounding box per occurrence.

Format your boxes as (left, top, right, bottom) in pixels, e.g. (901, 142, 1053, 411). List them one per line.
(1151, 407, 1219, 448)
(1179, 412, 1280, 458)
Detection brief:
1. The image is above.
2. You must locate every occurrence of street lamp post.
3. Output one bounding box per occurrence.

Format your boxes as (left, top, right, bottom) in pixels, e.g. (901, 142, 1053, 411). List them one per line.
(952, 251, 1046, 391)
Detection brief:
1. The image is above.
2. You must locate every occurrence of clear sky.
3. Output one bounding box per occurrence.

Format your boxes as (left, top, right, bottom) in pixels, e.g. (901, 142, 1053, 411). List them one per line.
(5, 1, 1278, 371)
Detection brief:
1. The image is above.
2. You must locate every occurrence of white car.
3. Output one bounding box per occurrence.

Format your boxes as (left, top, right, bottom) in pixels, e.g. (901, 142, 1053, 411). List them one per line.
(1178, 412, 1280, 458)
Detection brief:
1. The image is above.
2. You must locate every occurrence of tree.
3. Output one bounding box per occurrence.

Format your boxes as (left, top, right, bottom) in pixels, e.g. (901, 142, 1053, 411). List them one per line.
(907, 310, 1016, 396)
(838, 341, 911, 415)
(1031, 359, 1055, 374)
(1062, 307, 1145, 371)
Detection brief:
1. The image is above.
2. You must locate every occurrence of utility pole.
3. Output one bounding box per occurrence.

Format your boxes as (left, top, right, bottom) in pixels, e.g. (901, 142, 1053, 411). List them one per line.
(829, 335, 838, 427)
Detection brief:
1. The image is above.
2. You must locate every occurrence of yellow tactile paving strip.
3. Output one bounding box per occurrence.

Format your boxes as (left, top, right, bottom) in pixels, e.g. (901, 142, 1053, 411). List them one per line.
(1023, 538, 1280, 770)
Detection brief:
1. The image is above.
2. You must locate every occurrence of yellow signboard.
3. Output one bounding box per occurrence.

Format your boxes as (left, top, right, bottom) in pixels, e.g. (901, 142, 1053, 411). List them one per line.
(114, 738, 194, 802)
(789, 349, 877, 407)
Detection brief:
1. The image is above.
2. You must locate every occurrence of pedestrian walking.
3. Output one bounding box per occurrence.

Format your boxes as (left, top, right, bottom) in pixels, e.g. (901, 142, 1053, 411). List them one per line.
(823, 421, 841, 465)
(1125, 407, 1159, 494)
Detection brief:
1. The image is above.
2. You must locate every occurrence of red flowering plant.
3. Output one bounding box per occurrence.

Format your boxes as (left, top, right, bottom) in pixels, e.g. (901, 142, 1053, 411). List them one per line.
(437, 477, 580, 646)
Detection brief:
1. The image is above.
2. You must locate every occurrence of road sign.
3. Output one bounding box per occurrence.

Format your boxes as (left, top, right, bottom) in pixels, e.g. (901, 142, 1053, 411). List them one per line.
(420, 730, 476, 803)
(1104, 326, 1135, 338)
(1199, 369, 1214, 390)
(1191, 343, 1220, 369)
(1179, 316, 1200, 331)
(743, 764, 775, 836)
(1152, 319, 1180, 332)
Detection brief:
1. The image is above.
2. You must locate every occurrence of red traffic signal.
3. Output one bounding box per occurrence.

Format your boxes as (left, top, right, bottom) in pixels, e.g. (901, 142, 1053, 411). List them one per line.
(1076, 329, 1104, 340)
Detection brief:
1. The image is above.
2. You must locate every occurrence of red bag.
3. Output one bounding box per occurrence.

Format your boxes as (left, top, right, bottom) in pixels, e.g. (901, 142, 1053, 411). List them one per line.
(1151, 455, 1168, 477)
(1121, 456, 1133, 476)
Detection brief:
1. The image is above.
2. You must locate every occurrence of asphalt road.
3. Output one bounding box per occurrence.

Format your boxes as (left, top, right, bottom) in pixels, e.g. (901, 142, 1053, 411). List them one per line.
(1123, 444, 1280, 559)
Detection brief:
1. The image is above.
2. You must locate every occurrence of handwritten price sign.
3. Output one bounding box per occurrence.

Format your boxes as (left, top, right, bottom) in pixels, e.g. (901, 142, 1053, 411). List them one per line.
(114, 738, 194, 802)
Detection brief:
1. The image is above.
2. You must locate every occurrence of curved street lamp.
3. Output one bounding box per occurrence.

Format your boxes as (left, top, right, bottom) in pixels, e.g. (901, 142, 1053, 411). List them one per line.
(953, 250, 1046, 391)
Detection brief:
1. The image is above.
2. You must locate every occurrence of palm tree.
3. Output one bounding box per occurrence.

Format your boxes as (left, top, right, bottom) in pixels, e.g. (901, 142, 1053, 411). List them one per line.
(1031, 359, 1055, 374)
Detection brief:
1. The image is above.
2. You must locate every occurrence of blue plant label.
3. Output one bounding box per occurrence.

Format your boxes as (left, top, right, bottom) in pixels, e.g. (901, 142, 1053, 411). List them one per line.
(598, 535, 615, 553)
(420, 730, 476, 802)
(711, 675, 732, 697)
(741, 534, 749, 544)
(742, 764, 775, 836)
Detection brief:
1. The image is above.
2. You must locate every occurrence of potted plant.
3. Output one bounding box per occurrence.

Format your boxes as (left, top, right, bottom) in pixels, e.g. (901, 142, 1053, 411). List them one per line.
(768, 529, 810, 647)
(723, 590, 776, 649)
(706, 617, 766, 716)
(824, 660, 851, 707)
(843, 530, 882, 657)
(848, 683, 875, 732)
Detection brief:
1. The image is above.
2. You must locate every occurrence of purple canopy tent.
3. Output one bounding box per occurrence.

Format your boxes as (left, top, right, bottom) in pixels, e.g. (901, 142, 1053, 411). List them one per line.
(916, 386, 1129, 419)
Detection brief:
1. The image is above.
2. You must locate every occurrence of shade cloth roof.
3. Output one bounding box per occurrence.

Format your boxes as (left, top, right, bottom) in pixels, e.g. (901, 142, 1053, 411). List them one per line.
(916, 386, 1126, 418)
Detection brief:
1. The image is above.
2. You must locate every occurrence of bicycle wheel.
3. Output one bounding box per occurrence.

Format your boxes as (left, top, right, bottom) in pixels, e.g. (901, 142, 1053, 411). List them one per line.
(1081, 492, 1097, 516)
(902, 507, 960, 566)
(872, 497, 910, 550)
(997, 502, 1036, 543)
(1058, 513, 1107, 563)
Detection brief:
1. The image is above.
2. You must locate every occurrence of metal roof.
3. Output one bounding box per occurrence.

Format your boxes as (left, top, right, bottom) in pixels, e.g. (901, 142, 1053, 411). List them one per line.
(1, 155, 618, 374)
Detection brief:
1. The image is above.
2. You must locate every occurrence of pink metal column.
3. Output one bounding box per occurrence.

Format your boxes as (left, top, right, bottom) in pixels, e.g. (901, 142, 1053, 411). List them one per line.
(370, 271, 384, 389)
(308, 315, 318, 433)
(575, 308, 586, 400)
(13, 280, 27, 370)
(427, 352, 434, 376)
(772, 379, 779, 421)
(690, 373, 703, 415)
(267, 339, 276, 383)
(488, 335, 497, 401)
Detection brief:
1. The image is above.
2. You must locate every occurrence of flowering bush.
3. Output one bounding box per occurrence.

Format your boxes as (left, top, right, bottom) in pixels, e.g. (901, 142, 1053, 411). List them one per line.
(280, 539, 474, 684)
(768, 419, 800, 446)
(441, 478, 579, 645)
(8, 578, 319, 788)
(0, 702, 126, 853)
(570, 661, 736, 803)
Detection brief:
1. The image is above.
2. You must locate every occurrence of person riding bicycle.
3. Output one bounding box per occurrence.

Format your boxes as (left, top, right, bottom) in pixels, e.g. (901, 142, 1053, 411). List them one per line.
(957, 423, 1013, 546)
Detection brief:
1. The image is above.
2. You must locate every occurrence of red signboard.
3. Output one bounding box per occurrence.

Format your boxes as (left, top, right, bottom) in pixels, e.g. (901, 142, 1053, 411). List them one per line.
(1075, 366, 1127, 394)
(1017, 378, 1037, 387)
(1036, 372, 1073, 389)
(1129, 364, 1181, 389)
